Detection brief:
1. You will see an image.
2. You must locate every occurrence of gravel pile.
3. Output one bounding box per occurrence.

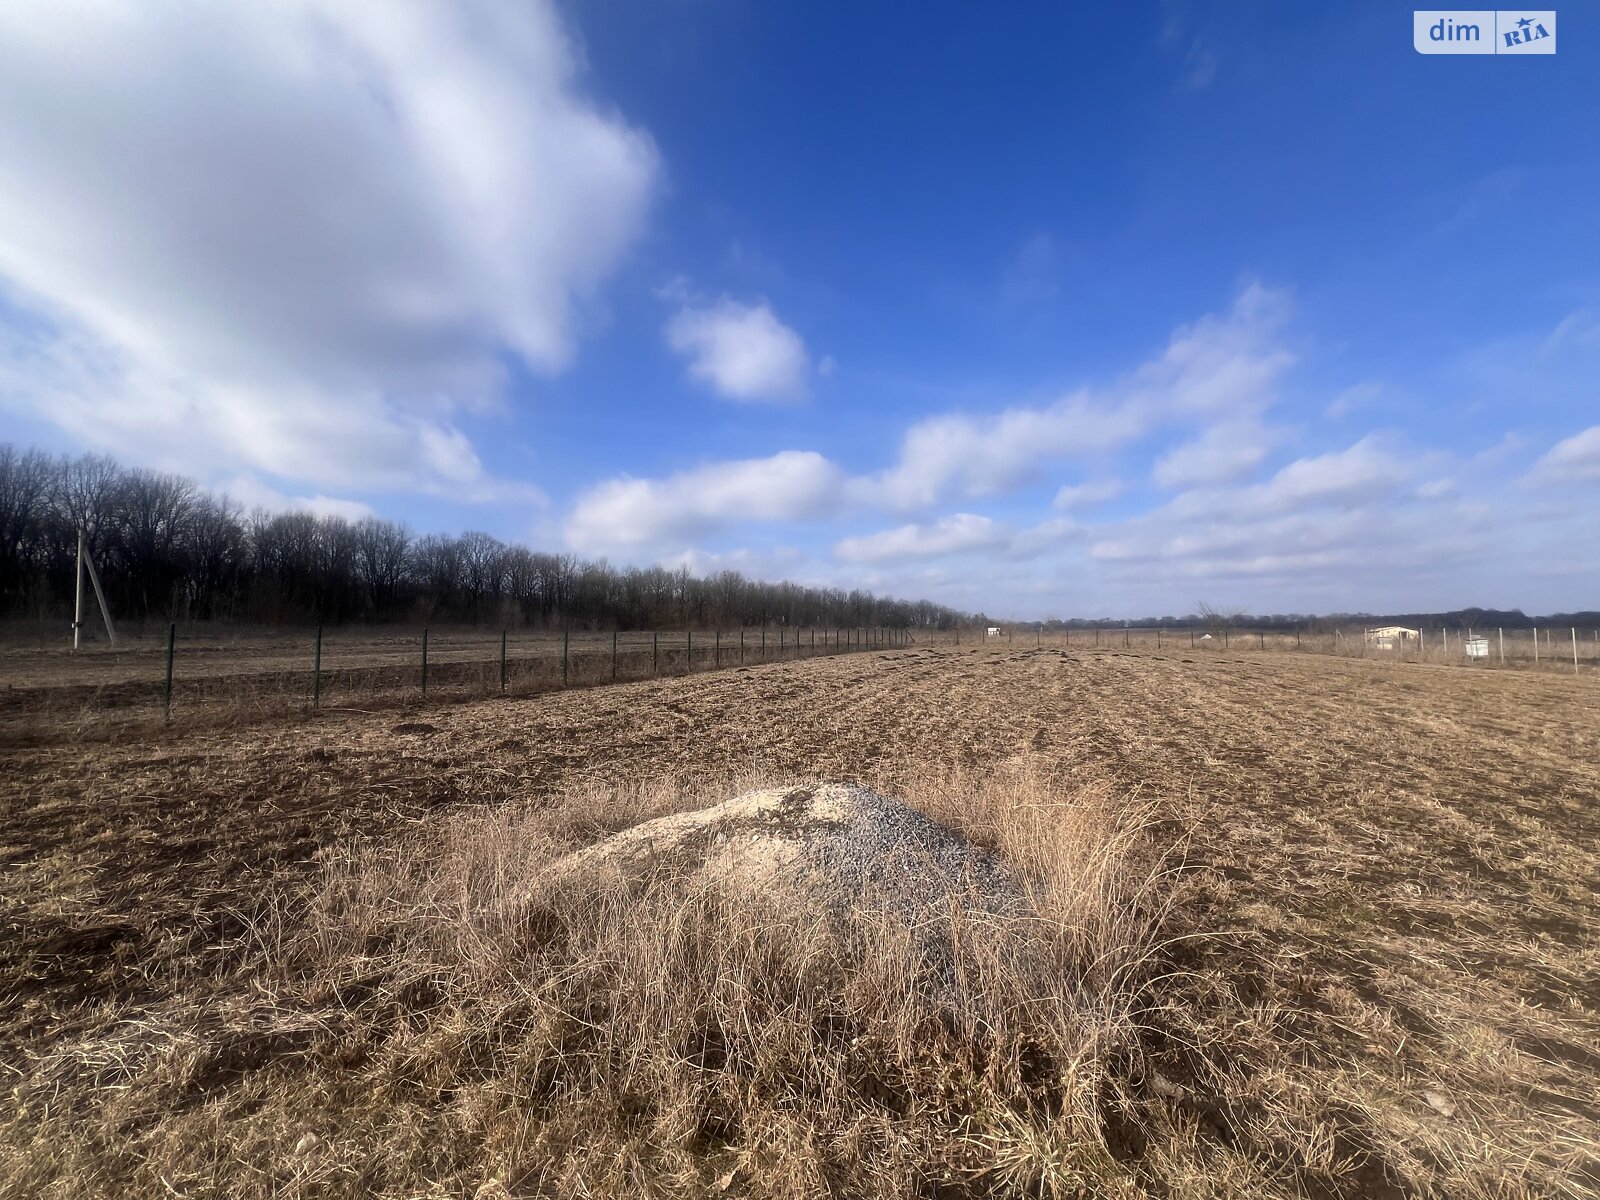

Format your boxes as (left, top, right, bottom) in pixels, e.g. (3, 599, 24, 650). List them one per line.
(549, 782, 1031, 933)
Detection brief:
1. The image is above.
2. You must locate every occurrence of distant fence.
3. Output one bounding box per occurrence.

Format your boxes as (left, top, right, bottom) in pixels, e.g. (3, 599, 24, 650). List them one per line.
(954, 623, 1600, 673)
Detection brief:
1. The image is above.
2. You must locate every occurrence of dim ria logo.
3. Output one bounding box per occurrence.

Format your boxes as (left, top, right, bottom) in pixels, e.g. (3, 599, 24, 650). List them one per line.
(1414, 10, 1555, 53)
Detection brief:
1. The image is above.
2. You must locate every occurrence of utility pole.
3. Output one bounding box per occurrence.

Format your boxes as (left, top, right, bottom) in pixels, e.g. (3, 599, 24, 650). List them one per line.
(73, 529, 85, 651)
(72, 528, 117, 649)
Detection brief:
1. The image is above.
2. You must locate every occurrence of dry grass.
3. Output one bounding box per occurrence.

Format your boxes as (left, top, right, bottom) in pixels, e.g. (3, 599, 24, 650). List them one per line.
(2, 645, 1597, 1197)
(3, 763, 1170, 1198)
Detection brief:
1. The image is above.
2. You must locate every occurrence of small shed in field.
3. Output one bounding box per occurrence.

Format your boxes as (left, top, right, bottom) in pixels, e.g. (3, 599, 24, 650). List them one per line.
(1365, 625, 1419, 650)
(985, 626, 1002, 638)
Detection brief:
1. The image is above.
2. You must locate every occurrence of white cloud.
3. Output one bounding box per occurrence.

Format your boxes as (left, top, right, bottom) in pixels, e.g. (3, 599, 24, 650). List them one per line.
(1532, 425, 1600, 482)
(835, 512, 1080, 565)
(664, 296, 810, 402)
(1052, 479, 1124, 510)
(1153, 421, 1276, 488)
(566, 451, 843, 554)
(863, 283, 1293, 509)
(213, 475, 376, 523)
(836, 514, 1007, 564)
(1167, 436, 1408, 519)
(1259, 437, 1407, 508)
(552, 285, 1299, 569)
(0, 0, 656, 495)
(1325, 381, 1384, 419)
(1545, 311, 1600, 351)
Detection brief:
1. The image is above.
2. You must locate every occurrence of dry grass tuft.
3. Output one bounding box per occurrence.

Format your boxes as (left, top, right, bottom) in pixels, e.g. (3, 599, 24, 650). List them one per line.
(2, 762, 1173, 1199)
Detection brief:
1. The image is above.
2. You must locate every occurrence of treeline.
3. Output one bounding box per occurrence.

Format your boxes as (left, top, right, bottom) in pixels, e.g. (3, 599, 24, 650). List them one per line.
(0, 444, 975, 632)
(1031, 608, 1600, 632)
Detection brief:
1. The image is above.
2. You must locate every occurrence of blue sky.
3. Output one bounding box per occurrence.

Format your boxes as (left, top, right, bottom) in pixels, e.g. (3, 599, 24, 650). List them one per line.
(1, 2, 1596, 617)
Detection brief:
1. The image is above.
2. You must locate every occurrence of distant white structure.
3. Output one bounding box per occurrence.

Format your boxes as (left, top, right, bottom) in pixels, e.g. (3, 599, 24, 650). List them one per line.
(985, 626, 1002, 638)
(1365, 625, 1420, 650)
(1464, 636, 1489, 659)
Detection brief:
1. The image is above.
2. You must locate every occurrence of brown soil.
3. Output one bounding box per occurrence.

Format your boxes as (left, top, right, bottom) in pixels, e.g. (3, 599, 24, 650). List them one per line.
(2, 644, 1597, 1196)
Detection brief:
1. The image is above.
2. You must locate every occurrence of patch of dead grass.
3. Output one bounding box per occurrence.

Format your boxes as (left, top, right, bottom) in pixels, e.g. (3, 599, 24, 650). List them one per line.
(3, 762, 1172, 1198)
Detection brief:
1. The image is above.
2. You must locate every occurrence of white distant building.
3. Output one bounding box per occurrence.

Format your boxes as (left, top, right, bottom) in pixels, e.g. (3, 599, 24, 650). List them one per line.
(986, 626, 1002, 637)
(1465, 636, 1489, 659)
(1365, 625, 1420, 650)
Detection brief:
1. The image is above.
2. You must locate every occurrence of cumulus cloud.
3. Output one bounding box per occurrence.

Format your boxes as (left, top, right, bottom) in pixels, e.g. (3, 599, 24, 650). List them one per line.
(835, 512, 1080, 565)
(1532, 425, 1600, 482)
(862, 283, 1293, 509)
(1167, 436, 1408, 520)
(1153, 421, 1277, 488)
(1052, 479, 1124, 511)
(212, 475, 376, 523)
(664, 296, 810, 402)
(566, 451, 844, 554)
(0, 0, 657, 494)
(1081, 435, 1443, 608)
(554, 285, 1299, 565)
(835, 514, 1007, 564)
(1257, 437, 1407, 508)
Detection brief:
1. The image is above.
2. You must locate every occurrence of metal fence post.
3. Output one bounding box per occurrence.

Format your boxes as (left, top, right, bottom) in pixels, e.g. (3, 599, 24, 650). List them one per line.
(715, 628, 721, 666)
(739, 628, 745, 664)
(612, 630, 618, 681)
(500, 629, 507, 693)
(421, 627, 429, 697)
(653, 630, 659, 674)
(562, 627, 569, 686)
(686, 628, 692, 671)
(313, 624, 322, 708)
(163, 622, 175, 723)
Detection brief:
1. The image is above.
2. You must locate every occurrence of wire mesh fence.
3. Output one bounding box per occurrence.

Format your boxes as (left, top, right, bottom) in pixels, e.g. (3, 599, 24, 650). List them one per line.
(5, 619, 1593, 742)
(0, 624, 913, 734)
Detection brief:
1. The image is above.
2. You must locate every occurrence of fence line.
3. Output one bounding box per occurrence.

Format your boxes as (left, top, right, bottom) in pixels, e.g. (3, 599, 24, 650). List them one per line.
(13, 619, 1595, 736)
(955, 623, 1599, 675)
(124, 624, 913, 725)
